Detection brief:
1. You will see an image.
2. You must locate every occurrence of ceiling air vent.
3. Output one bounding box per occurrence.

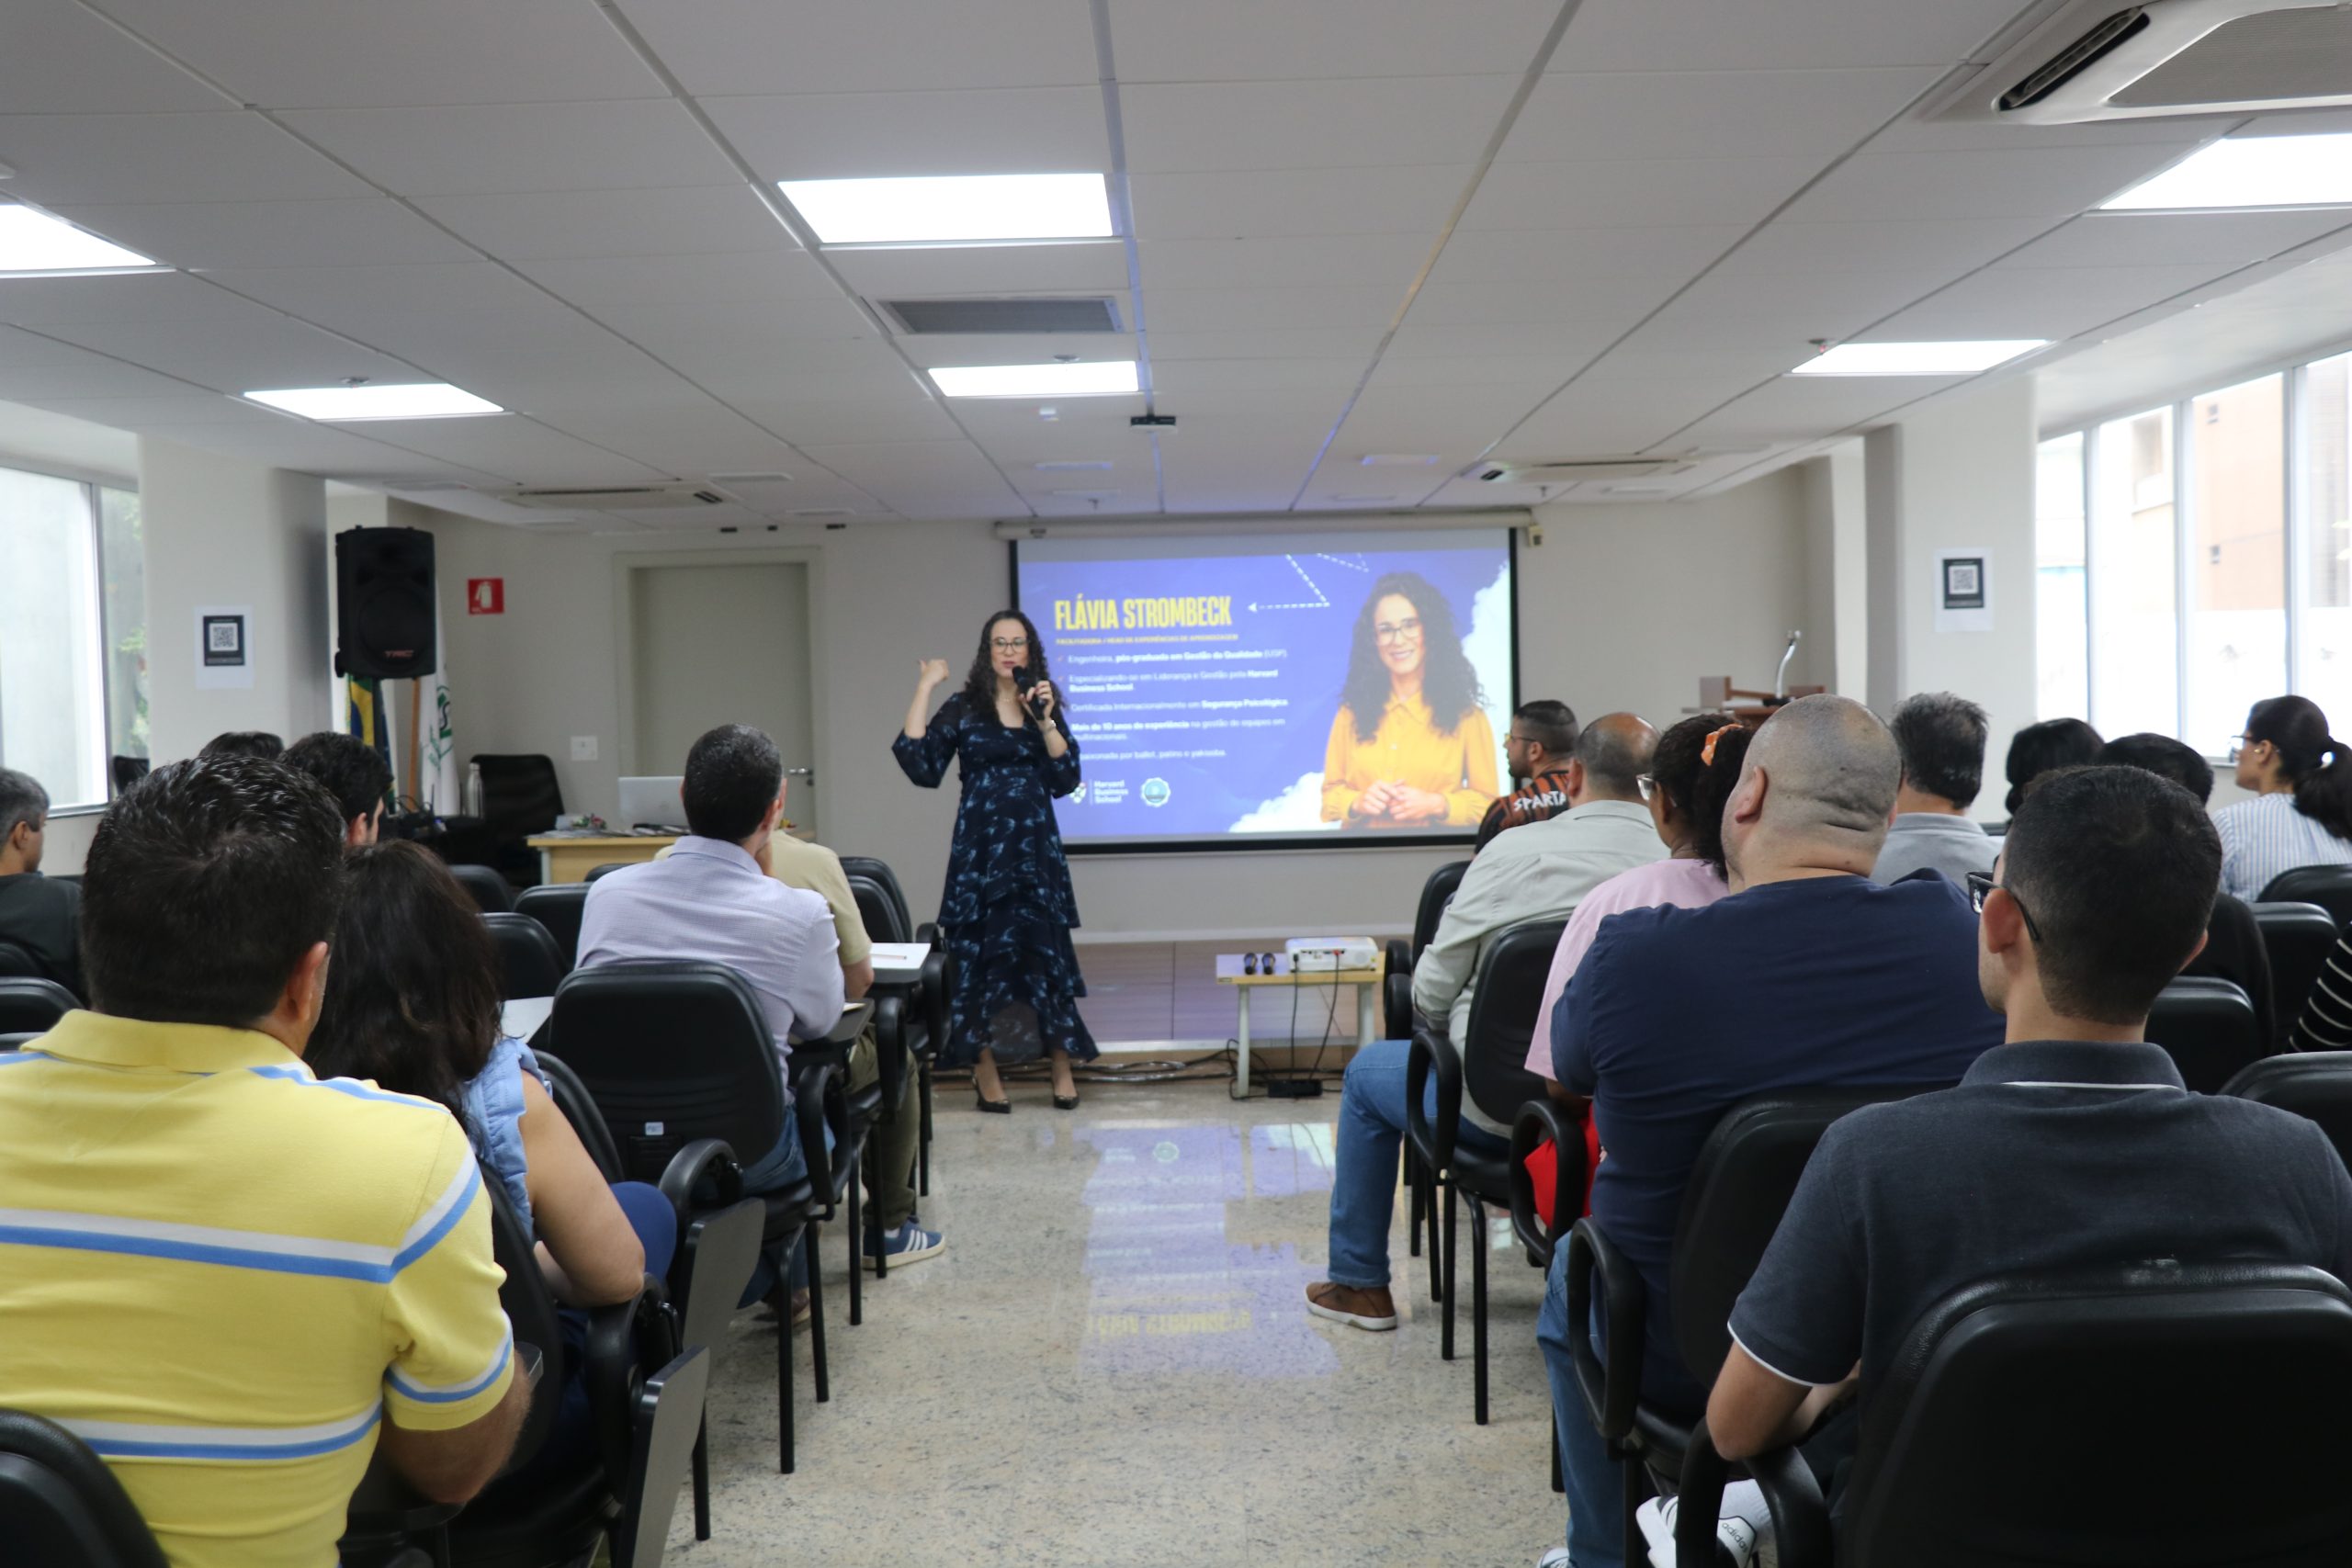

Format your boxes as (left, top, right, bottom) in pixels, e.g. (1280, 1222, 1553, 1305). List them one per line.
(498, 484, 730, 514)
(1471, 458, 1691, 485)
(879, 297, 1124, 334)
(1933, 0, 2352, 124)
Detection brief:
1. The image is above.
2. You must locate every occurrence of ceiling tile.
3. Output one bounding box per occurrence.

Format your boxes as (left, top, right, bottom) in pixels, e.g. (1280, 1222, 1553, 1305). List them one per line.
(341, 415, 670, 485)
(16, 392, 262, 427)
(1148, 358, 1367, 395)
(1385, 320, 1617, 359)
(1553, 0, 2027, 71)
(0, 2, 231, 112)
(1406, 276, 1679, 324)
(200, 262, 542, 320)
(1122, 76, 1518, 174)
(38, 302, 426, 391)
(133, 411, 511, 479)
(1147, 286, 1401, 334)
(277, 100, 738, 197)
(589, 297, 878, 349)
(622, 0, 1099, 96)
(1423, 225, 1745, 287)
(0, 353, 209, 402)
(1497, 378, 1737, 454)
(1877, 264, 2236, 341)
(511, 250, 839, 307)
(1129, 165, 1472, 240)
(827, 241, 1131, 299)
(1108, 0, 1563, 83)
(2000, 211, 2352, 270)
(797, 439, 1026, 519)
(53, 199, 481, 269)
(449, 369, 712, 415)
(1507, 68, 1939, 163)
(532, 402, 808, 477)
(1138, 234, 1431, 290)
(1461, 155, 1823, 231)
(1726, 217, 2052, 276)
(707, 88, 1110, 181)
(896, 332, 1134, 369)
(0, 112, 370, 206)
(413, 186, 793, 259)
(0, 270, 241, 326)
(1649, 264, 1951, 338)
(85, 0, 663, 107)
(723, 393, 960, 446)
(1781, 143, 2208, 224)
(1148, 326, 1388, 361)
(1332, 382, 1548, 449)
(1676, 375, 1970, 445)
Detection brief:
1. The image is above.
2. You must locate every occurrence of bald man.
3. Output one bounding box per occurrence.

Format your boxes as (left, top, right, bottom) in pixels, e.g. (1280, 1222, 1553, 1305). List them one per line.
(1533, 696, 2004, 1568)
(1308, 714, 1664, 1336)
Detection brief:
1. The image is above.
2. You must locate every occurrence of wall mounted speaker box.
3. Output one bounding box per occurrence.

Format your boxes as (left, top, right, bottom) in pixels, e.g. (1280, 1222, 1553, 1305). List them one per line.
(335, 526, 437, 679)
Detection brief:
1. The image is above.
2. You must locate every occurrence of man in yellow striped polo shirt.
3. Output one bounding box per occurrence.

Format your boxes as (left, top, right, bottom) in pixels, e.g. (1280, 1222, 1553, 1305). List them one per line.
(0, 754, 528, 1568)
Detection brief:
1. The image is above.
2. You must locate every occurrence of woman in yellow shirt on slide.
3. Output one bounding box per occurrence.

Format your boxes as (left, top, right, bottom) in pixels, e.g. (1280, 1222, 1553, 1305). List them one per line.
(1320, 571, 1498, 827)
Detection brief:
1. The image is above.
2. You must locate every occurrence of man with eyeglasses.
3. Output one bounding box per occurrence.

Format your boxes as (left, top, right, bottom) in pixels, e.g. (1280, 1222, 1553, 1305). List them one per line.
(0, 767, 82, 999)
(1704, 764, 2352, 1521)
(1476, 700, 1582, 852)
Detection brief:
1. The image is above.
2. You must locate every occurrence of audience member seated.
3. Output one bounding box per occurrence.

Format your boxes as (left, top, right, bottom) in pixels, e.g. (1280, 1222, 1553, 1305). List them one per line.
(1871, 692, 1996, 886)
(655, 775, 938, 1269)
(2098, 733, 2274, 1040)
(1537, 694, 2004, 1568)
(2215, 694, 2352, 899)
(1996, 716, 2102, 826)
(283, 730, 393, 846)
(578, 723, 854, 1309)
(1477, 699, 1581, 851)
(1705, 766, 2352, 1515)
(0, 767, 83, 998)
(199, 729, 285, 761)
(309, 840, 676, 1478)
(0, 755, 525, 1567)
(1306, 714, 1663, 1333)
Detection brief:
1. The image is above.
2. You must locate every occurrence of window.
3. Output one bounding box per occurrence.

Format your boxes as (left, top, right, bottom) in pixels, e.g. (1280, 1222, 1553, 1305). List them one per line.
(2048, 347, 2352, 756)
(0, 465, 146, 810)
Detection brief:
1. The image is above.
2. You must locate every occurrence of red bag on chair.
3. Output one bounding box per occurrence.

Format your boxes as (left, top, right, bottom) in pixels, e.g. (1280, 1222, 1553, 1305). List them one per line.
(1524, 1115, 1605, 1229)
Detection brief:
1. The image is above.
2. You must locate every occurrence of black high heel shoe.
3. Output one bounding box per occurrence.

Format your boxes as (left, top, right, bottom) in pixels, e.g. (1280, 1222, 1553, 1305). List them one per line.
(974, 1082, 1012, 1114)
(1052, 1090, 1080, 1111)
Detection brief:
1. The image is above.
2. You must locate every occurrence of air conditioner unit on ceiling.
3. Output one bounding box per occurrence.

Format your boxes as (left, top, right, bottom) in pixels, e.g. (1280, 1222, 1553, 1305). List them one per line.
(494, 484, 732, 514)
(1470, 458, 1691, 486)
(1933, 0, 2352, 124)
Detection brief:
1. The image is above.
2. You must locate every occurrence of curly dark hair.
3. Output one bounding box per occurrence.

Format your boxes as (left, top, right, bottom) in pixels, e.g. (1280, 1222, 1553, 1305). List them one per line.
(959, 608, 1067, 720)
(1340, 571, 1484, 742)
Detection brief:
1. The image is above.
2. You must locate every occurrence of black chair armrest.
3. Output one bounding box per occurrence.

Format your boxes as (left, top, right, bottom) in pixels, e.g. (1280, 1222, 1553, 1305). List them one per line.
(657, 1138, 742, 1224)
(581, 1280, 678, 1492)
(868, 992, 908, 1112)
(1403, 1020, 1464, 1174)
(1508, 1097, 1582, 1263)
(915, 950, 950, 1058)
(790, 1058, 840, 1197)
(1675, 1419, 1832, 1568)
(1383, 971, 1412, 1044)
(1565, 1216, 1647, 1441)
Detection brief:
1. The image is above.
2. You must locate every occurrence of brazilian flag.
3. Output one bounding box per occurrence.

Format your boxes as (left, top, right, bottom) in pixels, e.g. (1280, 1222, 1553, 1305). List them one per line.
(345, 675, 396, 810)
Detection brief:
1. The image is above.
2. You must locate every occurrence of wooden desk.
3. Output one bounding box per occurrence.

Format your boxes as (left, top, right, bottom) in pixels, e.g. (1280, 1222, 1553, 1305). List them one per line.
(526, 833, 677, 885)
(1214, 951, 1385, 1099)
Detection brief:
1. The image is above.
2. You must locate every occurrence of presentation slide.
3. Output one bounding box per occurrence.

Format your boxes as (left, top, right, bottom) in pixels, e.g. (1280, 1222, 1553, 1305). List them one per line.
(1015, 525, 1516, 850)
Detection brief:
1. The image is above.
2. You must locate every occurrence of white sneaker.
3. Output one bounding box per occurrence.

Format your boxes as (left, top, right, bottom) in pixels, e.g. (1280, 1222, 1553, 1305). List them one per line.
(1535, 1549, 1573, 1567)
(1634, 1482, 1777, 1568)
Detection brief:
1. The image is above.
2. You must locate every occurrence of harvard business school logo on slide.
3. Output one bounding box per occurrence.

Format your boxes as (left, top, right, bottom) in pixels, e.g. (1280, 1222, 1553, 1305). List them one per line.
(1141, 778, 1171, 807)
(1067, 781, 1088, 805)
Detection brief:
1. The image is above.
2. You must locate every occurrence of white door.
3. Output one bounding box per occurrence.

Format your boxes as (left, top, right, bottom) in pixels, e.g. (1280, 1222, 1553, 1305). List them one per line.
(628, 561, 819, 839)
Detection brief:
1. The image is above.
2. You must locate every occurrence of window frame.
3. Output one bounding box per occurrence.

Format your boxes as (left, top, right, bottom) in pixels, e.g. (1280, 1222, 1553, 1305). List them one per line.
(0, 455, 141, 813)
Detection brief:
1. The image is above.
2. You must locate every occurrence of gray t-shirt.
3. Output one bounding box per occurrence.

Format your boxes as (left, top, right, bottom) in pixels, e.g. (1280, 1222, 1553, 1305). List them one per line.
(1869, 813, 1996, 888)
(1730, 1039, 2352, 1399)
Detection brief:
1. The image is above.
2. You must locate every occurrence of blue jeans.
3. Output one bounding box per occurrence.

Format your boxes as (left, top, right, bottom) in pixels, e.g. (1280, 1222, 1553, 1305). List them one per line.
(1326, 1037, 1510, 1291)
(1539, 1242, 1624, 1567)
(734, 1110, 833, 1306)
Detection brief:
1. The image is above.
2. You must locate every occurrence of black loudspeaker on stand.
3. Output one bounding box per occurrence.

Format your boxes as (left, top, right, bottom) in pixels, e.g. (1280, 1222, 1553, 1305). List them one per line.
(334, 526, 437, 679)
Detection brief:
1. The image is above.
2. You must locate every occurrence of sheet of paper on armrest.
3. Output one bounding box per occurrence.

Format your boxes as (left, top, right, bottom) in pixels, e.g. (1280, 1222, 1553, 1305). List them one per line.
(501, 997, 555, 1041)
(870, 942, 932, 971)
(1635, 1483, 1777, 1568)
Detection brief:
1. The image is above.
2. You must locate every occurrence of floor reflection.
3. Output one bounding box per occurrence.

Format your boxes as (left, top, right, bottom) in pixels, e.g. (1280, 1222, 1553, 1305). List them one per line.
(1076, 1121, 1340, 1378)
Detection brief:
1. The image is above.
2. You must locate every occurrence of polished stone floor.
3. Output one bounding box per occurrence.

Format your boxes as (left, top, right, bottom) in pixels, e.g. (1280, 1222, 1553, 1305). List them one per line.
(664, 1079, 1560, 1566)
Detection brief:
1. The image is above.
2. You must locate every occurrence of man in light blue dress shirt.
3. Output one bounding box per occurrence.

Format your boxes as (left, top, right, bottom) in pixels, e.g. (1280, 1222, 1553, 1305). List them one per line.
(1871, 692, 1998, 888)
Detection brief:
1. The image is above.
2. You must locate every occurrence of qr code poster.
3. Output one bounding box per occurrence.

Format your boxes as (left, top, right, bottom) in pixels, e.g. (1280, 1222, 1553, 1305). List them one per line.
(195, 605, 256, 689)
(1934, 550, 1993, 634)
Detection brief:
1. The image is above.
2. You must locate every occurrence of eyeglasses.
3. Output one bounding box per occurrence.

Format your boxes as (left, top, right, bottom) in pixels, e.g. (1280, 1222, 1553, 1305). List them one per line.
(989, 637, 1030, 652)
(1374, 616, 1423, 645)
(1635, 773, 1657, 802)
(1964, 871, 2042, 942)
(2229, 733, 2257, 764)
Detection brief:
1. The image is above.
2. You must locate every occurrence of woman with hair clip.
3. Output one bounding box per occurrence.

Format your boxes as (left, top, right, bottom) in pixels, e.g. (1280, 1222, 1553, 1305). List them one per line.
(2214, 694, 2352, 899)
(897, 607, 1096, 1112)
(1320, 571, 1498, 827)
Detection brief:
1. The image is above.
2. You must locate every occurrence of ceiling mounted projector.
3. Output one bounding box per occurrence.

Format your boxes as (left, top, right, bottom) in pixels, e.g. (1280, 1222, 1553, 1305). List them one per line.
(1931, 0, 2352, 124)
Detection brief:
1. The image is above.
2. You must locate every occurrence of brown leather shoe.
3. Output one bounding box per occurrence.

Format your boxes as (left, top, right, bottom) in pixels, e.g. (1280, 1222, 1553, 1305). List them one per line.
(1305, 1280, 1397, 1331)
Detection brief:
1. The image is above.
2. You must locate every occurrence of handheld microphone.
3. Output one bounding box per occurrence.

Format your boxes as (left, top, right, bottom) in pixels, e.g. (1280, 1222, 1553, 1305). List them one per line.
(1013, 666, 1048, 717)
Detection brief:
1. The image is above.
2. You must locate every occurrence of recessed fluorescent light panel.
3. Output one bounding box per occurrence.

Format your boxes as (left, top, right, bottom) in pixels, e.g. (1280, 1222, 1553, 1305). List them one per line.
(1789, 341, 2049, 377)
(0, 205, 156, 273)
(2104, 133, 2352, 211)
(779, 173, 1113, 245)
(930, 361, 1138, 399)
(1360, 454, 1441, 467)
(243, 383, 504, 421)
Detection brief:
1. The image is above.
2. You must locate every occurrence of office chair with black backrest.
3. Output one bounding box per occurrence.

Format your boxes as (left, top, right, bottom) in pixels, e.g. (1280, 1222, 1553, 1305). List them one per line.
(584, 863, 630, 883)
(2225, 1051, 2352, 1172)
(1384, 858, 1471, 1042)
(0, 977, 78, 1035)
(2145, 975, 2267, 1093)
(471, 754, 564, 887)
(2261, 864, 2352, 928)
(547, 961, 826, 1476)
(483, 912, 567, 1002)
(0, 941, 41, 978)
(842, 858, 951, 1197)
(1404, 918, 1564, 1425)
(1567, 1085, 1935, 1568)
(514, 884, 590, 973)
(1673, 1263, 2352, 1568)
(0, 1409, 168, 1568)
(447, 863, 514, 915)
(2253, 900, 2342, 1044)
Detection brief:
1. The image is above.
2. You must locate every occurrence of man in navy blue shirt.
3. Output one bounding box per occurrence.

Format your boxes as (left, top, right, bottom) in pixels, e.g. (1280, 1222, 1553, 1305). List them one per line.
(1707, 766, 2352, 1497)
(1536, 694, 2003, 1568)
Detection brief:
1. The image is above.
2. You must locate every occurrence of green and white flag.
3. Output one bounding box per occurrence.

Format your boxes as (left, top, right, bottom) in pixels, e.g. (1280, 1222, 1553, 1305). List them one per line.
(423, 618, 458, 814)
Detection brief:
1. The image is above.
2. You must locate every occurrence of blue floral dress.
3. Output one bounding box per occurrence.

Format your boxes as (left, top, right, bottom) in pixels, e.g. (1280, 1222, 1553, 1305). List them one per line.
(892, 693, 1098, 1066)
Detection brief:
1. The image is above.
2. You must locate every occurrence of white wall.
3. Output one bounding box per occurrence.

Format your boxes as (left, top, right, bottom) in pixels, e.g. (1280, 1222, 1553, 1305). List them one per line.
(1865, 378, 2041, 822)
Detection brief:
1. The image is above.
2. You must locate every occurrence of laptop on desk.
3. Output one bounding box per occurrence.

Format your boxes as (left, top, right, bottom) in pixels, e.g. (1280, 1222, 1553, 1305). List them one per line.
(616, 775, 688, 833)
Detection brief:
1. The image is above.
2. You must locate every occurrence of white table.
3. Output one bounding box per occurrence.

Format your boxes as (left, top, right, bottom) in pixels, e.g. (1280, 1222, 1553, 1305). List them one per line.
(501, 996, 554, 1042)
(1213, 952, 1385, 1099)
(869, 941, 933, 987)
